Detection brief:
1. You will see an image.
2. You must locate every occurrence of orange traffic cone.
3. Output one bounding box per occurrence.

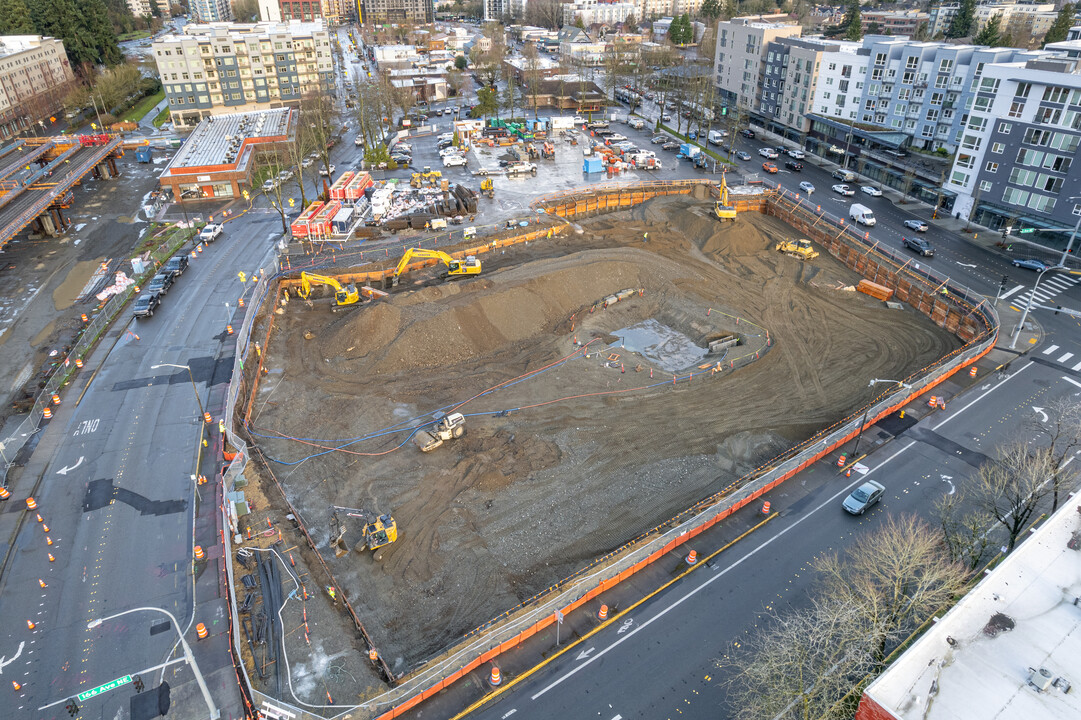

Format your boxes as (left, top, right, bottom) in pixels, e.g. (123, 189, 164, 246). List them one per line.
(12, 680, 21, 691)
(47, 553, 55, 562)
(38, 579, 46, 588)
(46, 537, 52, 546)
(42, 524, 49, 532)
(26, 619, 35, 630)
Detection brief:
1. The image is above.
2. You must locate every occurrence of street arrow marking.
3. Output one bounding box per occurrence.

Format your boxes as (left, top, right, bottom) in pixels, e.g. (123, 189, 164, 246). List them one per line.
(955, 262, 977, 268)
(576, 647, 596, 661)
(0, 641, 25, 675)
(56, 456, 84, 475)
(941, 475, 955, 495)
(1033, 407, 1048, 423)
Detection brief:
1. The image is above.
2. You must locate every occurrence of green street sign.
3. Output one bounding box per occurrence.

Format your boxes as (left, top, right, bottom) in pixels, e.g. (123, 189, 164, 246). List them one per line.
(78, 675, 132, 702)
(1019, 228, 1035, 234)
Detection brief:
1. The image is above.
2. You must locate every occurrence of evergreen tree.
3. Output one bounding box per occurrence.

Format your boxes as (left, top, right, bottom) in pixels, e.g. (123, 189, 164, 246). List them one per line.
(1043, 3, 1075, 47)
(843, 0, 862, 41)
(700, 0, 722, 22)
(946, 0, 976, 39)
(973, 13, 1002, 47)
(26, 0, 123, 72)
(0, 0, 36, 34)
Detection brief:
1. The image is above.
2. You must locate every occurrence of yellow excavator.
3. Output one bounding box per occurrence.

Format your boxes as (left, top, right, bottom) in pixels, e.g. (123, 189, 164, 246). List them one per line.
(480, 177, 494, 198)
(330, 506, 398, 558)
(714, 172, 737, 221)
(775, 238, 820, 260)
(392, 248, 482, 286)
(298, 272, 360, 307)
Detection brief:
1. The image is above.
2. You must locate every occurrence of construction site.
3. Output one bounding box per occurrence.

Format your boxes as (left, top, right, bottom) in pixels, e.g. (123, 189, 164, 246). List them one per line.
(232, 180, 967, 702)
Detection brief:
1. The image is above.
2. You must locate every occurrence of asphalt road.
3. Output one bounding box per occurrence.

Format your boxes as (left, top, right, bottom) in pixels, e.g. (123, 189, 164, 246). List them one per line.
(0, 214, 282, 718)
(463, 358, 1079, 720)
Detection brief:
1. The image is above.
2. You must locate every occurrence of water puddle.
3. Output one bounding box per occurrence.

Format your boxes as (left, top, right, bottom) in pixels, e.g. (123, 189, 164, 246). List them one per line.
(608, 319, 707, 372)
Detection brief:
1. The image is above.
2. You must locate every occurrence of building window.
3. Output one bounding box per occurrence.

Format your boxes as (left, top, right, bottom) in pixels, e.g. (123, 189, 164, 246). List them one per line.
(1000, 123, 1012, 135)
(985, 162, 998, 173)
(979, 180, 993, 192)
(991, 142, 1004, 154)
(1002, 187, 1029, 205)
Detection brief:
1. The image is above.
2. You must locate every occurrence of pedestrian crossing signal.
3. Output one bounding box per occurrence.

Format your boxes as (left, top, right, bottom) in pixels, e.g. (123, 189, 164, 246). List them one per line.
(66, 699, 79, 716)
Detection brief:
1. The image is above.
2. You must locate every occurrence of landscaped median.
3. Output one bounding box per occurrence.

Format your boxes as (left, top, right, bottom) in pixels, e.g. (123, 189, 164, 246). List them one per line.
(655, 121, 735, 167)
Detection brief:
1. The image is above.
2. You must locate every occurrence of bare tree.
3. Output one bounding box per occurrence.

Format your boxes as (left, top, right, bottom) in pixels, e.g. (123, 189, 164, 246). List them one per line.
(936, 490, 995, 572)
(723, 600, 874, 720)
(522, 43, 543, 118)
(814, 514, 967, 665)
(300, 93, 340, 185)
(524, 0, 562, 29)
(1029, 398, 1081, 511)
(971, 443, 1054, 551)
(259, 145, 292, 234)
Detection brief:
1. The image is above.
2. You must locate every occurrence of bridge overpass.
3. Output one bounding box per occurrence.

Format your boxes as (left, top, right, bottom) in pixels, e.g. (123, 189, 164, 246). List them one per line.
(0, 134, 125, 250)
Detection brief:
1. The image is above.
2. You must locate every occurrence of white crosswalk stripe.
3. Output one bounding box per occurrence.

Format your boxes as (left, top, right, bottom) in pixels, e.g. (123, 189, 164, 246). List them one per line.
(1059, 352, 1075, 363)
(1042, 344, 1060, 355)
(1013, 272, 1079, 308)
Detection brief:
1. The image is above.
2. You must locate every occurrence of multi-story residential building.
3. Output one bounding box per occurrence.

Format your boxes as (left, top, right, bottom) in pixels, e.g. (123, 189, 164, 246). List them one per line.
(945, 45, 1081, 249)
(483, 0, 504, 21)
(0, 35, 77, 140)
(638, 0, 702, 18)
(860, 10, 929, 37)
(190, 0, 233, 22)
(153, 21, 334, 129)
(562, 0, 637, 28)
(759, 37, 858, 136)
(713, 16, 802, 110)
(126, 0, 171, 17)
(258, 0, 326, 21)
(362, 0, 433, 24)
(927, 4, 958, 37)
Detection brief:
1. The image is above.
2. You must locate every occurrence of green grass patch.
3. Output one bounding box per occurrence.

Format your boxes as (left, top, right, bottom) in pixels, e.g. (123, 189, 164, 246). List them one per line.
(120, 90, 165, 124)
(658, 124, 734, 166)
(117, 30, 151, 42)
(152, 106, 170, 128)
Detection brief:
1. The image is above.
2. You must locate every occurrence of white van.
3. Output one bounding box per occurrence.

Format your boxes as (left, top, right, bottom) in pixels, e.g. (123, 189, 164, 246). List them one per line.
(708, 130, 727, 145)
(850, 203, 876, 226)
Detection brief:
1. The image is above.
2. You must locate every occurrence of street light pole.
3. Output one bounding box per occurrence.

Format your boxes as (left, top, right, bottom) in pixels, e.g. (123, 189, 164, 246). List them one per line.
(88, 607, 220, 720)
(1009, 265, 1066, 349)
(150, 363, 205, 418)
(850, 378, 910, 460)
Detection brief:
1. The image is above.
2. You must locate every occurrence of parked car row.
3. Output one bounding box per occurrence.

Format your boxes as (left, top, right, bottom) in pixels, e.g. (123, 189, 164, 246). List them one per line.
(133, 249, 194, 320)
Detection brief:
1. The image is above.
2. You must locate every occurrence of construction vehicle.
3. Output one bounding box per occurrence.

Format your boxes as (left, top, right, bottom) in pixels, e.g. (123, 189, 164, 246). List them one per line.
(392, 248, 481, 286)
(775, 238, 820, 260)
(298, 272, 360, 307)
(541, 141, 555, 159)
(410, 166, 443, 187)
(480, 177, 494, 198)
(714, 173, 737, 221)
(413, 412, 466, 452)
(330, 507, 398, 557)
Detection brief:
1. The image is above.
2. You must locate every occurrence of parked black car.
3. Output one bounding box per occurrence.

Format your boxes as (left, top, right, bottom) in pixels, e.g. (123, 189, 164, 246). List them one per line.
(147, 272, 174, 297)
(784, 161, 804, 172)
(740, 129, 756, 139)
(132, 293, 160, 319)
(164, 255, 189, 277)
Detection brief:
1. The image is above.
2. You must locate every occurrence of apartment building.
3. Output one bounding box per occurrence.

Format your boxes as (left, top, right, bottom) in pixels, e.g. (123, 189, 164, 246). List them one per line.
(713, 16, 802, 110)
(945, 46, 1081, 247)
(562, 0, 637, 28)
(153, 21, 334, 128)
(639, 0, 703, 18)
(126, 0, 171, 17)
(191, 0, 233, 22)
(0, 35, 77, 141)
(362, 0, 433, 24)
(759, 37, 858, 135)
(258, 0, 327, 22)
(860, 10, 929, 37)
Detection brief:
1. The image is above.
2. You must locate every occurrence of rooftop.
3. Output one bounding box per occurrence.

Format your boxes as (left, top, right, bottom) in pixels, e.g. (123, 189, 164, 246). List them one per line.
(0, 35, 55, 58)
(157, 20, 328, 42)
(166, 108, 293, 172)
(860, 495, 1081, 720)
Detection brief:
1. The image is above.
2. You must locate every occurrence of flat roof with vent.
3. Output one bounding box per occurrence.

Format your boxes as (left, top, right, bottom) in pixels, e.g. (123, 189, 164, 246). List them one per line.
(857, 494, 1081, 720)
(165, 108, 294, 176)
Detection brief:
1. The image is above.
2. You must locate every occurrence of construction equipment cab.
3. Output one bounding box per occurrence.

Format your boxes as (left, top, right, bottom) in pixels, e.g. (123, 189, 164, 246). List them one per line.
(775, 238, 820, 260)
(714, 173, 736, 221)
(330, 507, 398, 557)
(414, 412, 466, 452)
(298, 272, 360, 306)
(393, 248, 481, 286)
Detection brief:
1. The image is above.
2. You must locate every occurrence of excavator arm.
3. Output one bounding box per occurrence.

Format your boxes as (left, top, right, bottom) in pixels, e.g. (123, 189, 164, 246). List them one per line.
(299, 272, 360, 306)
(393, 248, 482, 285)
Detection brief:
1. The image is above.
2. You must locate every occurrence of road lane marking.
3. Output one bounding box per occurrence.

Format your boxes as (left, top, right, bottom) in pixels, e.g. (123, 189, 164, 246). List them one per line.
(1063, 376, 1081, 390)
(1059, 353, 1075, 363)
(933, 361, 1033, 431)
(1000, 285, 1025, 300)
(1073, 361, 1081, 371)
(501, 710, 517, 719)
(1042, 345, 1060, 355)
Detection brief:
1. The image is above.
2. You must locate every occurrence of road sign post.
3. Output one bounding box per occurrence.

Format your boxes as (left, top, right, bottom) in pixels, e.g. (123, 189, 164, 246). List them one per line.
(77, 674, 132, 702)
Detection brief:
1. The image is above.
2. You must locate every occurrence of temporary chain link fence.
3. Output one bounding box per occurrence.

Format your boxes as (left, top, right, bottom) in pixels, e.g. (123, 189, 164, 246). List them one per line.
(0, 225, 195, 488)
(218, 180, 1000, 720)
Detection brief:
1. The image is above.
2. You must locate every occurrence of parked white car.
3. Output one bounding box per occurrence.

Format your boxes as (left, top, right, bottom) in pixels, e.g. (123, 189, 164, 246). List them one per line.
(318, 164, 336, 176)
(832, 184, 855, 196)
(439, 146, 463, 158)
(443, 154, 468, 167)
(860, 185, 883, 197)
(437, 132, 454, 142)
(787, 149, 805, 159)
(758, 147, 779, 159)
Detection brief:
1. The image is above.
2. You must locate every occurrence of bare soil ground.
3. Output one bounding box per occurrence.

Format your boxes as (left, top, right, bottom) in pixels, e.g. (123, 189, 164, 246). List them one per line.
(250, 195, 960, 676)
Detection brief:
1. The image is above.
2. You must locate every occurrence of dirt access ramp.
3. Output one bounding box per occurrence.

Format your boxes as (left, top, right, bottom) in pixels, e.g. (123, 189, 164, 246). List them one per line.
(248, 194, 960, 680)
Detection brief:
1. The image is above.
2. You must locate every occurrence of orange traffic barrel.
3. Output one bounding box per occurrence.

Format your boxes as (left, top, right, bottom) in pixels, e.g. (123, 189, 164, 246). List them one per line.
(226, 325, 234, 335)
(368, 648, 378, 662)
(238, 297, 245, 307)
(836, 454, 846, 468)
(685, 550, 698, 565)
(42, 407, 52, 419)
(598, 604, 608, 620)
(203, 412, 212, 423)
(51, 394, 60, 405)
(0, 486, 10, 500)
(489, 666, 502, 686)
(25, 497, 37, 510)
(928, 395, 937, 408)
(194, 545, 205, 561)
(762, 501, 771, 514)
(80, 314, 88, 323)
(75, 358, 84, 368)
(969, 367, 977, 377)
(196, 623, 208, 639)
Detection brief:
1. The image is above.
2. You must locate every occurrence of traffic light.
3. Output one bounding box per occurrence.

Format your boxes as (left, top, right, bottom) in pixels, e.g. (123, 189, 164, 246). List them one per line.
(66, 699, 79, 716)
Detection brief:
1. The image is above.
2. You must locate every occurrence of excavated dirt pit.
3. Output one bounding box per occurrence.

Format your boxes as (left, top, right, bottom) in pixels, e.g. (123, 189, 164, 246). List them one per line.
(250, 195, 961, 676)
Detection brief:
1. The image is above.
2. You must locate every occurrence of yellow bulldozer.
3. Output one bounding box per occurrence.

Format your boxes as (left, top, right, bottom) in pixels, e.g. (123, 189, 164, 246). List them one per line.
(714, 173, 737, 221)
(330, 506, 398, 558)
(775, 238, 820, 260)
(299, 271, 359, 306)
(392, 247, 482, 287)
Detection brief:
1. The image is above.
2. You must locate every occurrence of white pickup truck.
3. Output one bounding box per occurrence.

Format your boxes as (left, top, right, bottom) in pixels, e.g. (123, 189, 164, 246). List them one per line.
(506, 161, 538, 176)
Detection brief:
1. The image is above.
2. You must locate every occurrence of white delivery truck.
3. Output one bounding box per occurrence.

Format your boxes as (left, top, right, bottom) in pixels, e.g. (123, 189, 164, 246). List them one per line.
(850, 203, 877, 226)
(708, 130, 727, 145)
